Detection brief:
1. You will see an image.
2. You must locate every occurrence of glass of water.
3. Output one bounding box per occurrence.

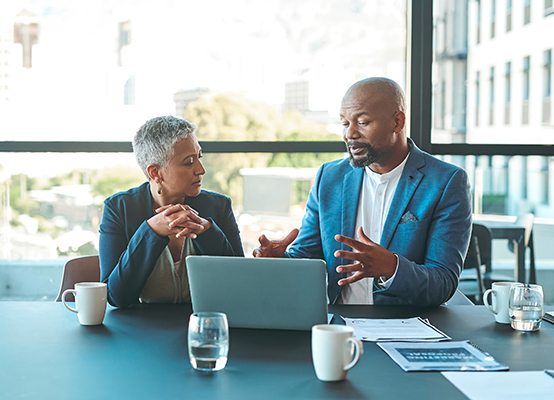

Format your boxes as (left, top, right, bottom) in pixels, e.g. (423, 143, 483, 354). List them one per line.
(509, 284, 544, 331)
(188, 312, 229, 371)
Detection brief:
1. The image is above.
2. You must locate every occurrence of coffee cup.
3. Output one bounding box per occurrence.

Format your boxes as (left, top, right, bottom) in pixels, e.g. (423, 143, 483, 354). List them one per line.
(62, 282, 107, 326)
(311, 324, 363, 381)
(483, 282, 518, 324)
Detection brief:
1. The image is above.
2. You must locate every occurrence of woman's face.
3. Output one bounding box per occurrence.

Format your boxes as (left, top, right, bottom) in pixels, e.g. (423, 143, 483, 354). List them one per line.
(160, 135, 205, 198)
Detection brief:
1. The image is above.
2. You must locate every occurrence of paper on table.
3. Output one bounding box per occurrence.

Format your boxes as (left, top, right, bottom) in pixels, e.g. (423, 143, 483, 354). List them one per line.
(442, 371, 554, 400)
(342, 316, 450, 342)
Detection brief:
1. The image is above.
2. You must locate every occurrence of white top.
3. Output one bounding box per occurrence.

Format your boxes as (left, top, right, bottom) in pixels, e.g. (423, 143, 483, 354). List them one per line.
(139, 238, 195, 304)
(339, 153, 409, 304)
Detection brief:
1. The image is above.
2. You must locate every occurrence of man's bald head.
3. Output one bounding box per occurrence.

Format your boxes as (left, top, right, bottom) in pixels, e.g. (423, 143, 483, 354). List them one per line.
(343, 77, 406, 115)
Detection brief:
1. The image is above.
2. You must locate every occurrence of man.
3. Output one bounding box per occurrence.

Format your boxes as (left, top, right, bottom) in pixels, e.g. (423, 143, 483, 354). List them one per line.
(253, 77, 472, 306)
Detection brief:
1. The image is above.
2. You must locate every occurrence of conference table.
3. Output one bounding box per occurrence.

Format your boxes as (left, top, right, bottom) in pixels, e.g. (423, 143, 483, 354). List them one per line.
(2, 302, 553, 400)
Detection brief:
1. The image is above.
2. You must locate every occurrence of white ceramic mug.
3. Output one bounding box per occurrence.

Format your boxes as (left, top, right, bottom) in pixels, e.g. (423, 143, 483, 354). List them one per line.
(311, 324, 363, 381)
(62, 282, 107, 326)
(483, 282, 518, 324)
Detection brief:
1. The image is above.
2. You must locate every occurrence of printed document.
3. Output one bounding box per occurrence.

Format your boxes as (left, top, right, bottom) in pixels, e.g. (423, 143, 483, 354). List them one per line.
(378, 340, 509, 372)
(342, 316, 450, 342)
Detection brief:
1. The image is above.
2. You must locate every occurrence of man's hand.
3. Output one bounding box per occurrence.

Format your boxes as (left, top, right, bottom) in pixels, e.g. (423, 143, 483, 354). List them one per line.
(334, 227, 397, 286)
(252, 228, 299, 258)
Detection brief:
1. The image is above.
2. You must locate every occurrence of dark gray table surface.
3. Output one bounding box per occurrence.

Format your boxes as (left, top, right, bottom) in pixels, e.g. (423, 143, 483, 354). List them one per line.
(2, 302, 554, 400)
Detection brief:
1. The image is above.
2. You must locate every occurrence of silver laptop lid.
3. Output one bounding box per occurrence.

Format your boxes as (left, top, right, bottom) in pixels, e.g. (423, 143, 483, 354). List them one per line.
(186, 256, 328, 331)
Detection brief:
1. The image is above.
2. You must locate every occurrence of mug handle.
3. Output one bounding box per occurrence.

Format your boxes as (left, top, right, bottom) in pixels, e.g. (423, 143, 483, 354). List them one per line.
(62, 289, 78, 313)
(343, 337, 363, 371)
(483, 289, 498, 315)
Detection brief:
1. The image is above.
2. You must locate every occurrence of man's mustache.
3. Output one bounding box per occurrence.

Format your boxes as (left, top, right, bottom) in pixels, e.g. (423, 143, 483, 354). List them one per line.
(346, 140, 372, 150)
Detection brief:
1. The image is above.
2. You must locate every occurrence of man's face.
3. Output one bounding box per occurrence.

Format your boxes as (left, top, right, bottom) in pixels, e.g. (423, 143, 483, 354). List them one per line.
(339, 88, 398, 169)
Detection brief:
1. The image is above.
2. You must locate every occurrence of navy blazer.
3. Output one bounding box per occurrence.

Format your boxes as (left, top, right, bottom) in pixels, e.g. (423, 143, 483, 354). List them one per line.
(99, 182, 244, 307)
(285, 139, 472, 306)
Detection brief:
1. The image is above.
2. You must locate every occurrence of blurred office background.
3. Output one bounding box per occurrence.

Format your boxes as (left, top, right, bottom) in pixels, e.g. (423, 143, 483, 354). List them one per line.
(1, 0, 553, 303)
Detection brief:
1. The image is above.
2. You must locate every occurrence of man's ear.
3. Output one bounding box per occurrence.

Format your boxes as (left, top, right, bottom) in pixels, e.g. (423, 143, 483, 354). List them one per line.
(146, 164, 162, 183)
(394, 111, 406, 133)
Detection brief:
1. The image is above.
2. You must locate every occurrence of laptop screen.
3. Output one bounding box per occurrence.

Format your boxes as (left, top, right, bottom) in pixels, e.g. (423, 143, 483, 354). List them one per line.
(186, 256, 328, 330)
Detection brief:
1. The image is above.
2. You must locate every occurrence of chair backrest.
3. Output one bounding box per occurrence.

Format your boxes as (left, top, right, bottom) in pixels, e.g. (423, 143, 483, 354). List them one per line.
(506, 213, 534, 253)
(461, 230, 486, 303)
(463, 235, 482, 271)
(469, 223, 493, 273)
(55, 255, 100, 302)
(509, 213, 536, 283)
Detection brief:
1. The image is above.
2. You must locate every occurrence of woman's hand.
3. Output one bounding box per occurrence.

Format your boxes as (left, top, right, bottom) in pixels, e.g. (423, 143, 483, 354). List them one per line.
(252, 228, 299, 258)
(149, 204, 212, 239)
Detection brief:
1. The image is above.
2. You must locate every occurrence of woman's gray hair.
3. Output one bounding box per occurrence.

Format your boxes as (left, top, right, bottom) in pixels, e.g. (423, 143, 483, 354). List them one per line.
(133, 116, 198, 179)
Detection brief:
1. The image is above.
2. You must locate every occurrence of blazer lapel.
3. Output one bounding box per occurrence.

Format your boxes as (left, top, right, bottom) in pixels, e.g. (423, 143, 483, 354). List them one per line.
(341, 167, 363, 249)
(380, 142, 425, 249)
(143, 182, 155, 218)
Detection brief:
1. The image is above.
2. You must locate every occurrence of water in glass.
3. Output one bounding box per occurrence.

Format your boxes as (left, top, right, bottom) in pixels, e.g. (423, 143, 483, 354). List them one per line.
(189, 339, 229, 371)
(509, 284, 544, 332)
(510, 306, 543, 331)
(188, 312, 229, 371)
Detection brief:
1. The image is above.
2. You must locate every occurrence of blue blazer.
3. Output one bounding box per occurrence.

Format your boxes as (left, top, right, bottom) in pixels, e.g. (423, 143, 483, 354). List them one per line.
(99, 182, 244, 307)
(285, 139, 472, 306)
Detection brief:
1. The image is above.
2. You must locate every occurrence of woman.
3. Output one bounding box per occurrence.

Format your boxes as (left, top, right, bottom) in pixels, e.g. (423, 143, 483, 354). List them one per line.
(99, 116, 244, 308)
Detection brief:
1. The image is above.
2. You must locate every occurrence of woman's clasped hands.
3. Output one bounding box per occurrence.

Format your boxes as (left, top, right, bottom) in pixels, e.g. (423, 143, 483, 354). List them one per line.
(148, 204, 212, 239)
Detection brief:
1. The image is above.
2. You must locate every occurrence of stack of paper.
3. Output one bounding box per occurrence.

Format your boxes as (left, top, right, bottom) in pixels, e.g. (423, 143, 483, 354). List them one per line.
(342, 317, 450, 342)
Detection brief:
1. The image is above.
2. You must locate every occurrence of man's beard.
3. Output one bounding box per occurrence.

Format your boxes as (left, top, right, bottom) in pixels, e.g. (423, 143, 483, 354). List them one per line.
(347, 141, 384, 168)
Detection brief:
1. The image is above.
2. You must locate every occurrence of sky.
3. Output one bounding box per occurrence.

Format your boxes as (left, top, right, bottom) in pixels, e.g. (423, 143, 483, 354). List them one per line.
(0, 0, 406, 177)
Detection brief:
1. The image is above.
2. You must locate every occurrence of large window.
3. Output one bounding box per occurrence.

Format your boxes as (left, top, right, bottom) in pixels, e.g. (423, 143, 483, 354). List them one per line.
(433, 0, 553, 146)
(0, 0, 406, 300)
(3, 0, 554, 302)
(428, 0, 554, 205)
(431, 1, 554, 299)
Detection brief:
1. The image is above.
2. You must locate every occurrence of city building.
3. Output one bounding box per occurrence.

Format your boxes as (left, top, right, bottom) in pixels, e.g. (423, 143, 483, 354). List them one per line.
(434, 0, 554, 217)
(173, 87, 211, 118)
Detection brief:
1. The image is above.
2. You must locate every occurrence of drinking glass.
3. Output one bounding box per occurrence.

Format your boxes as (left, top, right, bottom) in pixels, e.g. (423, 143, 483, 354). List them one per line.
(509, 284, 544, 331)
(188, 312, 229, 371)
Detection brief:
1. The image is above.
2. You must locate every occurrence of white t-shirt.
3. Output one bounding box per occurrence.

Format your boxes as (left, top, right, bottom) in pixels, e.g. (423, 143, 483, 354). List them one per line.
(339, 154, 409, 304)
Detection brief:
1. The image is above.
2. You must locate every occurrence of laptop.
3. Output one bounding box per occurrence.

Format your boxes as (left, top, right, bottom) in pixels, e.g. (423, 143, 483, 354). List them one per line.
(186, 255, 328, 331)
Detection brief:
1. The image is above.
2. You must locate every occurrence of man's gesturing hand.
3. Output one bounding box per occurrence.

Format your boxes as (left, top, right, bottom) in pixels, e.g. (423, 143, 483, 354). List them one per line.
(334, 227, 397, 286)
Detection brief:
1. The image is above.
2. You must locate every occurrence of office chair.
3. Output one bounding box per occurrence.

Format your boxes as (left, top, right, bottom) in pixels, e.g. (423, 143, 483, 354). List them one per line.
(471, 223, 515, 290)
(55, 255, 100, 302)
(508, 213, 536, 284)
(459, 234, 486, 304)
